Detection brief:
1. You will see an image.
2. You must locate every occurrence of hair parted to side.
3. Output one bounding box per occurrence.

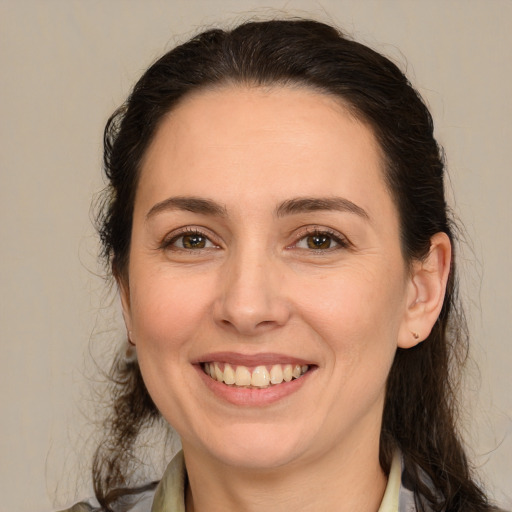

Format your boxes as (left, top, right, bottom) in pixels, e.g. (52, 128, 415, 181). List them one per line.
(95, 19, 493, 512)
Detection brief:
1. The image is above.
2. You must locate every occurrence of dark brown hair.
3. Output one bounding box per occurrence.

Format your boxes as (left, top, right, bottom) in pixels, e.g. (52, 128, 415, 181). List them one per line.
(94, 19, 493, 511)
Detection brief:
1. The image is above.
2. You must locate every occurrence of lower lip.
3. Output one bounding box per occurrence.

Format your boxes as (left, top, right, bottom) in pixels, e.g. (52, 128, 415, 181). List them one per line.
(195, 365, 314, 406)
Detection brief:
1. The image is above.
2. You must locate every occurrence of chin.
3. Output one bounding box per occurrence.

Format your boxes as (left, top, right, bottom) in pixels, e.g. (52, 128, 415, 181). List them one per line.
(197, 424, 308, 470)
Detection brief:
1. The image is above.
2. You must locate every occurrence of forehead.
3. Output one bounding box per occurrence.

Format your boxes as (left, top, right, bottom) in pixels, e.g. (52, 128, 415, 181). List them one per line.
(137, 85, 395, 222)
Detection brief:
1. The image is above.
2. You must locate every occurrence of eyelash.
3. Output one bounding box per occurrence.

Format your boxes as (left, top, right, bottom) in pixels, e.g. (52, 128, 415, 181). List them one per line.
(160, 226, 350, 253)
(291, 227, 350, 252)
(160, 228, 220, 251)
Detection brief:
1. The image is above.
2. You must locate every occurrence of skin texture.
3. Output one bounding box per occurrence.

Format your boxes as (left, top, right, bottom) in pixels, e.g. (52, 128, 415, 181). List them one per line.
(120, 86, 451, 512)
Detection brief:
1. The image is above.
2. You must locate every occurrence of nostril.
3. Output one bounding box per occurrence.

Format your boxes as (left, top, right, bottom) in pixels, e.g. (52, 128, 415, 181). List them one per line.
(217, 317, 282, 335)
(213, 284, 291, 334)
(257, 320, 274, 328)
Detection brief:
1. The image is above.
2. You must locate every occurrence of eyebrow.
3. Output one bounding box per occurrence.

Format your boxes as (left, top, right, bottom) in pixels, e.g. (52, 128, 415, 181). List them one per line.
(146, 196, 228, 220)
(275, 197, 369, 219)
(145, 195, 369, 221)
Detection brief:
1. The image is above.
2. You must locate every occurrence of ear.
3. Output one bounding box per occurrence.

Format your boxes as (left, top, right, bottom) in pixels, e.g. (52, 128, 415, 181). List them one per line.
(118, 277, 134, 343)
(398, 232, 452, 349)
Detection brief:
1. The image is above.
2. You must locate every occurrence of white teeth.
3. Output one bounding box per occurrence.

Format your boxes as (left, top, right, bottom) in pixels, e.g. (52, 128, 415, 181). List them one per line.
(223, 363, 236, 385)
(251, 366, 270, 388)
(214, 364, 224, 382)
(235, 365, 252, 386)
(270, 364, 284, 384)
(204, 362, 309, 388)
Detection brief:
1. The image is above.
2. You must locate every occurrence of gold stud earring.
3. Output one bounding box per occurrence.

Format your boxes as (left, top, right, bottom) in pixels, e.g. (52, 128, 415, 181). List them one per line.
(125, 342, 137, 363)
(411, 331, 420, 340)
(125, 332, 137, 363)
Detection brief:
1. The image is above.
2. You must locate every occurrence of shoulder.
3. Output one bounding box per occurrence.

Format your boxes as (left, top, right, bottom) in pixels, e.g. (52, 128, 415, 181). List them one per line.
(57, 486, 156, 512)
(56, 452, 183, 512)
(57, 503, 96, 512)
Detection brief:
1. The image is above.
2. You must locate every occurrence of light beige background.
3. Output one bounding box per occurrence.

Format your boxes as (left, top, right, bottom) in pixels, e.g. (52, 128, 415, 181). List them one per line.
(1, 1, 511, 511)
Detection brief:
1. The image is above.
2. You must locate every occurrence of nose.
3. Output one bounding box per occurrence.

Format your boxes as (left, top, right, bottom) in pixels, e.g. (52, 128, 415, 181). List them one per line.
(213, 248, 291, 336)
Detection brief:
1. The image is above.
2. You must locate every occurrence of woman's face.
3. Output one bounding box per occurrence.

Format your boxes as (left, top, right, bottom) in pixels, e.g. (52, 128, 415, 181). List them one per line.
(122, 86, 416, 469)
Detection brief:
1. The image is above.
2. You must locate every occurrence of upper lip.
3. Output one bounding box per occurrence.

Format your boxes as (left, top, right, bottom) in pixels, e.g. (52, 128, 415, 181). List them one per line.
(192, 352, 315, 367)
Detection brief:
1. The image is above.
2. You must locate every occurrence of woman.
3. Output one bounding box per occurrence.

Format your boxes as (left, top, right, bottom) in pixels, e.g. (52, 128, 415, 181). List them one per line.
(64, 18, 501, 512)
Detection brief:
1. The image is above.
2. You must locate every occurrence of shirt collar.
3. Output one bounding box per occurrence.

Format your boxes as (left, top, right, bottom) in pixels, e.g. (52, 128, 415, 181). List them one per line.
(378, 450, 402, 512)
(152, 450, 403, 512)
(151, 451, 186, 512)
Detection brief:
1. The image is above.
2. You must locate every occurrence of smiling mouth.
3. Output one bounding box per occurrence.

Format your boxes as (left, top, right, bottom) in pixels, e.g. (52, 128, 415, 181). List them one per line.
(202, 362, 311, 389)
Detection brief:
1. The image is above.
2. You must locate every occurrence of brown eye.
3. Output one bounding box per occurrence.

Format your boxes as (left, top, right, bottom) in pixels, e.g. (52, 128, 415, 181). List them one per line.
(182, 233, 207, 249)
(306, 234, 332, 249)
(294, 229, 348, 251)
(163, 230, 218, 251)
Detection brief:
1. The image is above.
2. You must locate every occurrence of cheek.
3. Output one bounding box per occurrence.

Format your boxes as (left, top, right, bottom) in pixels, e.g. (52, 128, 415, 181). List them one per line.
(129, 269, 216, 358)
(128, 270, 219, 425)
(297, 264, 404, 330)
(290, 264, 406, 370)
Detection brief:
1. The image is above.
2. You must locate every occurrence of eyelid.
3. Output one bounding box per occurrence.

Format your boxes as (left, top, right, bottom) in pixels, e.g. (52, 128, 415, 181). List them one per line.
(159, 226, 221, 250)
(158, 224, 350, 252)
(288, 225, 351, 250)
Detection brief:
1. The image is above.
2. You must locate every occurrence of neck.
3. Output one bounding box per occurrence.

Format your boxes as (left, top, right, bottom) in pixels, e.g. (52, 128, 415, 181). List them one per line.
(182, 436, 387, 512)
